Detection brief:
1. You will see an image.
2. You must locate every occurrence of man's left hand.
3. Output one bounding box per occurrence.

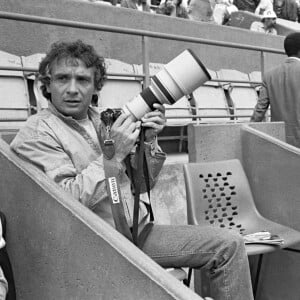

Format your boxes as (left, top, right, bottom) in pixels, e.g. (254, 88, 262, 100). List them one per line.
(141, 103, 166, 142)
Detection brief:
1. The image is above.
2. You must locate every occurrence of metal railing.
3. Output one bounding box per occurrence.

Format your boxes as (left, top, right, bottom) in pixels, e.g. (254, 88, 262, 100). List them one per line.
(0, 10, 283, 122)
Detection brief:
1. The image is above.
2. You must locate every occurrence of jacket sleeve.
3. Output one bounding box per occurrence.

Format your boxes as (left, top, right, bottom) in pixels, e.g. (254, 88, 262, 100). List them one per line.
(288, 0, 298, 21)
(11, 132, 125, 210)
(0, 267, 7, 300)
(250, 81, 270, 122)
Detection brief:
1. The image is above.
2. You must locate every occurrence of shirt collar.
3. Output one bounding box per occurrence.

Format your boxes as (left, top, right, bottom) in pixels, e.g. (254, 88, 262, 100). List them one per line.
(47, 102, 101, 136)
(47, 102, 100, 124)
(286, 56, 300, 63)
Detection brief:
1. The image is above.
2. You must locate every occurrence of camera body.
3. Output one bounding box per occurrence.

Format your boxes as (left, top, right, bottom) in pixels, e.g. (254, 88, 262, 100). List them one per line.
(100, 108, 123, 129)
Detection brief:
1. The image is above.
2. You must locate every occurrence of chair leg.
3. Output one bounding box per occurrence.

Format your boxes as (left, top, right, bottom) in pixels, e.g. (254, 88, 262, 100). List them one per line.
(253, 254, 264, 299)
(183, 268, 193, 287)
(284, 248, 300, 254)
(178, 126, 184, 153)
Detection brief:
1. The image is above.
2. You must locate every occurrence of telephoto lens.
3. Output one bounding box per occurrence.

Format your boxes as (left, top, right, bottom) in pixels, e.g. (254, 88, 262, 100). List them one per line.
(122, 49, 211, 120)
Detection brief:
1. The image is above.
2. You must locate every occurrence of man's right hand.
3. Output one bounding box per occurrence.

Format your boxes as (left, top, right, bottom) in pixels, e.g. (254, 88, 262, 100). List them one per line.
(109, 113, 141, 162)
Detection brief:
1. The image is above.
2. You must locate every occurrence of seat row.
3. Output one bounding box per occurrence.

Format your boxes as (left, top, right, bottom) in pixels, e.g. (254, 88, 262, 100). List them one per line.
(0, 49, 265, 131)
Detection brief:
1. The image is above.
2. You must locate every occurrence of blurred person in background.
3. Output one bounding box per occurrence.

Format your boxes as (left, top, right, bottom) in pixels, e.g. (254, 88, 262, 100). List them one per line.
(121, 0, 151, 11)
(157, 0, 189, 18)
(234, 0, 259, 12)
(255, 0, 273, 14)
(213, 0, 238, 24)
(274, 0, 298, 21)
(187, 0, 215, 22)
(250, 9, 277, 34)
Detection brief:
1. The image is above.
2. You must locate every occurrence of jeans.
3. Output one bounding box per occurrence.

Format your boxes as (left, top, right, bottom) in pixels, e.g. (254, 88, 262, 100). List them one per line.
(141, 224, 254, 300)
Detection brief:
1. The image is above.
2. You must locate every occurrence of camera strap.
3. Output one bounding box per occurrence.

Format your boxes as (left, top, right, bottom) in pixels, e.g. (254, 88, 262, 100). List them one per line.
(99, 124, 133, 242)
(104, 168, 133, 242)
(129, 128, 154, 246)
(100, 124, 154, 247)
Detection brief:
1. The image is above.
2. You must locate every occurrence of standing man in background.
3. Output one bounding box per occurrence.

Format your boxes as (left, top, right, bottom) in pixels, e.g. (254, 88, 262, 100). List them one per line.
(251, 32, 300, 147)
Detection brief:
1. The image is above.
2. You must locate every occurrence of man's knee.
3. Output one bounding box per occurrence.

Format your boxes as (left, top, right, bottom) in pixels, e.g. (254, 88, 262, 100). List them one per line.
(216, 229, 247, 261)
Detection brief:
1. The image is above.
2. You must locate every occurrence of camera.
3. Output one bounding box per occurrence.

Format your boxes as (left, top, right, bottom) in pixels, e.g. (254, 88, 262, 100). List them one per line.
(122, 49, 211, 121)
(100, 108, 123, 129)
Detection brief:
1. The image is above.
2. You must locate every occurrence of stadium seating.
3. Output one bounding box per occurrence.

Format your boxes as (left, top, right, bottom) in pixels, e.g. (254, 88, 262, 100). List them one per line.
(191, 69, 231, 123)
(0, 49, 263, 128)
(248, 71, 270, 121)
(241, 125, 300, 300)
(0, 49, 264, 154)
(98, 58, 142, 109)
(229, 10, 300, 36)
(217, 69, 259, 121)
(0, 51, 31, 130)
(21, 53, 47, 111)
(183, 158, 300, 298)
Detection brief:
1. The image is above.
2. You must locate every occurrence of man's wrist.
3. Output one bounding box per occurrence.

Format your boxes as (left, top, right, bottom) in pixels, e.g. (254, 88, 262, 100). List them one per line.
(144, 136, 162, 156)
(144, 135, 157, 145)
(103, 157, 124, 178)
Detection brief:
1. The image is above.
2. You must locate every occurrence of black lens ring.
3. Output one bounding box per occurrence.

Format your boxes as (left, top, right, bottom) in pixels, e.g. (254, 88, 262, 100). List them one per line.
(152, 75, 176, 104)
(141, 87, 159, 109)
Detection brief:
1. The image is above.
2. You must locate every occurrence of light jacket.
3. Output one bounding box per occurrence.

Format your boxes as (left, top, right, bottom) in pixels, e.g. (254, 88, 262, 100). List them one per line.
(10, 103, 166, 229)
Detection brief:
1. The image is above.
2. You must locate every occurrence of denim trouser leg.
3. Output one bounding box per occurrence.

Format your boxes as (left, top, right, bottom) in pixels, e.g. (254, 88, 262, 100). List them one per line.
(141, 224, 254, 300)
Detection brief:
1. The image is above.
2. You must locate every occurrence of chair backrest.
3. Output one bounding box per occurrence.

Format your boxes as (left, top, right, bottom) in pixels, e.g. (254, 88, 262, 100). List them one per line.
(183, 159, 260, 235)
(191, 69, 231, 123)
(217, 69, 258, 121)
(0, 51, 31, 130)
(21, 53, 47, 111)
(164, 96, 193, 126)
(98, 58, 142, 109)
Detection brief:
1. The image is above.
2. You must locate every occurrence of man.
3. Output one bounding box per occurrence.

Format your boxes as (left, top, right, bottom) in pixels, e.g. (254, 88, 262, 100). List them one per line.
(212, 0, 238, 25)
(234, 0, 259, 13)
(254, 0, 273, 15)
(120, 0, 151, 11)
(251, 32, 300, 148)
(274, 0, 298, 21)
(156, 0, 189, 18)
(11, 40, 254, 300)
(187, 0, 215, 22)
(250, 9, 277, 35)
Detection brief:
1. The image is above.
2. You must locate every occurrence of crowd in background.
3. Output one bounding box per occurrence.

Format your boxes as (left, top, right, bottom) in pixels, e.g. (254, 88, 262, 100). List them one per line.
(83, 0, 300, 32)
(84, 0, 237, 24)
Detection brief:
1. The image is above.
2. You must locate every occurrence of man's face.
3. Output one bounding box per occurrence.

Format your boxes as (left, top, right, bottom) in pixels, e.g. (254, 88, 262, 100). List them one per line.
(264, 18, 276, 29)
(46, 58, 97, 120)
(275, 0, 284, 14)
(166, 0, 175, 8)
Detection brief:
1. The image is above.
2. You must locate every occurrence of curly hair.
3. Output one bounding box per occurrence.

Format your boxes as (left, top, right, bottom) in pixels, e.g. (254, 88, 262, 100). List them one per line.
(38, 40, 106, 100)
